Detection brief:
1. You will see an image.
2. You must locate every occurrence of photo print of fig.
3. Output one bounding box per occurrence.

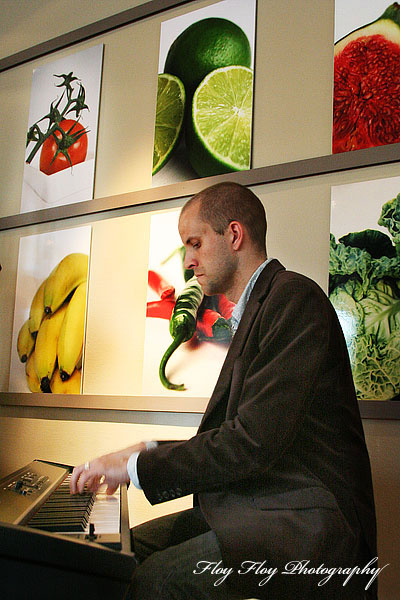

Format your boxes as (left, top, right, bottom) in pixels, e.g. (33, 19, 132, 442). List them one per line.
(333, 2, 400, 153)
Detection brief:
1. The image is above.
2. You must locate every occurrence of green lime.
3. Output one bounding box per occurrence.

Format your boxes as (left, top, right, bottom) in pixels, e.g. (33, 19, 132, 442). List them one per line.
(188, 65, 253, 177)
(164, 18, 251, 96)
(153, 73, 185, 175)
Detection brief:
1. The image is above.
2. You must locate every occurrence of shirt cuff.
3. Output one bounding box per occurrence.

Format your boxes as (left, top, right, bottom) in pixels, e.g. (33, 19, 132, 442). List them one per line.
(127, 441, 158, 489)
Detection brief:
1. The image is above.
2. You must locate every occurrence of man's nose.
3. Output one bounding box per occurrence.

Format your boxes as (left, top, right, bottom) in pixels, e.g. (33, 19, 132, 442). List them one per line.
(184, 249, 196, 270)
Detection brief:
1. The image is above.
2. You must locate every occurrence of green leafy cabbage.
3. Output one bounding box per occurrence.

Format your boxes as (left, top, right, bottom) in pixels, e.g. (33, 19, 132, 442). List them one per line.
(329, 193, 400, 401)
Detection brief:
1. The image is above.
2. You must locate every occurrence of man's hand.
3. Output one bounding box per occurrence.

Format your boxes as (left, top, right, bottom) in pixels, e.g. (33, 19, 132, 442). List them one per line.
(70, 442, 146, 495)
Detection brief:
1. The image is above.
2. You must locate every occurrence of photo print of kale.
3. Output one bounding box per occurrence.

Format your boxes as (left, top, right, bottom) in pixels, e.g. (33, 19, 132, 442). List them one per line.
(152, 0, 256, 186)
(333, 1, 400, 153)
(330, 177, 400, 401)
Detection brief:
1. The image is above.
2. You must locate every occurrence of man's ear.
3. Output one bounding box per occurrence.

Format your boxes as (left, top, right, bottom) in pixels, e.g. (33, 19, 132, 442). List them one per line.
(228, 221, 244, 250)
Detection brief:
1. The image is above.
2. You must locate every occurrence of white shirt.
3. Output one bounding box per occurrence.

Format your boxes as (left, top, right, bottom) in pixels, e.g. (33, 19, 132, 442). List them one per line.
(127, 441, 158, 489)
(127, 258, 272, 489)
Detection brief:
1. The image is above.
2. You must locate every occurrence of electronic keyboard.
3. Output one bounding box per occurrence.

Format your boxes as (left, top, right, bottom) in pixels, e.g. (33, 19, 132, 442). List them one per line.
(0, 459, 136, 599)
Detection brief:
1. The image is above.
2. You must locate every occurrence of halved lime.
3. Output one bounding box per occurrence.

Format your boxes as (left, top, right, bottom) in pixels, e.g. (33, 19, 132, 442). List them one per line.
(188, 65, 253, 177)
(164, 18, 251, 96)
(152, 73, 185, 175)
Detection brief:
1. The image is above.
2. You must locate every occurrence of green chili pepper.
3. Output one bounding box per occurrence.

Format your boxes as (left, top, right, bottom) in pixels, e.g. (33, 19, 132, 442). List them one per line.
(159, 276, 204, 390)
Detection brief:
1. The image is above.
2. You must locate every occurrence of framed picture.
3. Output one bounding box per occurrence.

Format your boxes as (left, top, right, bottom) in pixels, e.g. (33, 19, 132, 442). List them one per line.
(330, 176, 400, 405)
(10, 226, 92, 394)
(142, 209, 233, 397)
(152, 0, 256, 185)
(333, 1, 400, 153)
(21, 45, 103, 212)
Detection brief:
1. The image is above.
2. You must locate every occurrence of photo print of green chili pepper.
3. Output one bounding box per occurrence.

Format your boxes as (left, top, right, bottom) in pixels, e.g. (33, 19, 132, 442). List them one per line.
(146, 250, 234, 390)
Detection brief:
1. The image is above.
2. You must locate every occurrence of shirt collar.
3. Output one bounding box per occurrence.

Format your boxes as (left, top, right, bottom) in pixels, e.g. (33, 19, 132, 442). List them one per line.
(230, 258, 272, 334)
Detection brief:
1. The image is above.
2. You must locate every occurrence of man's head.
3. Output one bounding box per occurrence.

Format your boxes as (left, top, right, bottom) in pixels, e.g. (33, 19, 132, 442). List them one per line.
(181, 182, 267, 255)
(178, 182, 267, 301)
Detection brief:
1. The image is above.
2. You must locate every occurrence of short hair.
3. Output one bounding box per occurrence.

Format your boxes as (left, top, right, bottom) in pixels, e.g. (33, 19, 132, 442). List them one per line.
(183, 182, 267, 253)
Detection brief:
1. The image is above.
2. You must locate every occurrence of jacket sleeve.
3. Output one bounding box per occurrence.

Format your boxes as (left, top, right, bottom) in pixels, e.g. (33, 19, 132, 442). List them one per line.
(137, 274, 344, 505)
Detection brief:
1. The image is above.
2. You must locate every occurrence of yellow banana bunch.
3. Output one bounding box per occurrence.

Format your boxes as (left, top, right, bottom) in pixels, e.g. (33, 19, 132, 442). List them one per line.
(57, 281, 87, 380)
(44, 253, 88, 315)
(34, 303, 68, 392)
(16, 252, 89, 394)
(25, 352, 41, 393)
(51, 367, 81, 394)
(17, 319, 35, 362)
(28, 278, 47, 337)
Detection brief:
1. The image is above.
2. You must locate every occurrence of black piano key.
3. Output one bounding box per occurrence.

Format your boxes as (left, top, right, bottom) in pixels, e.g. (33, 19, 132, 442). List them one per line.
(30, 524, 86, 532)
(29, 482, 96, 532)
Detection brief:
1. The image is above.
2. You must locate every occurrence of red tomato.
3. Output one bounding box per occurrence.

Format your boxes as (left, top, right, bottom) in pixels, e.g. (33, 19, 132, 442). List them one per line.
(39, 119, 88, 175)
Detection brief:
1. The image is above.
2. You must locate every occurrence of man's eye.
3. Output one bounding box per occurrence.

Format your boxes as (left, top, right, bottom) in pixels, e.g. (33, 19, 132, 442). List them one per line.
(193, 242, 200, 249)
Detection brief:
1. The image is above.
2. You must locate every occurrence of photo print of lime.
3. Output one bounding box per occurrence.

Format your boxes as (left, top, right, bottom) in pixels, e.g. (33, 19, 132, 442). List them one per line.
(21, 45, 103, 212)
(334, 1, 400, 153)
(152, 0, 256, 185)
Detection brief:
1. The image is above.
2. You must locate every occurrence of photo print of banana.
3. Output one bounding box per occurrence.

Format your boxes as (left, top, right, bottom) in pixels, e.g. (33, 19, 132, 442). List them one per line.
(10, 226, 92, 394)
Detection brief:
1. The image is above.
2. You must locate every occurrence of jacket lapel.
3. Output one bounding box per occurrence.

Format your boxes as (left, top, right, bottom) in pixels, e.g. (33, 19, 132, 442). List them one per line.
(199, 259, 285, 428)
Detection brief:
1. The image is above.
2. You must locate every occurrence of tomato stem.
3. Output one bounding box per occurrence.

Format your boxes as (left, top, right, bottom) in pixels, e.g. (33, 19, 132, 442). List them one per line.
(25, 72, 88, 165)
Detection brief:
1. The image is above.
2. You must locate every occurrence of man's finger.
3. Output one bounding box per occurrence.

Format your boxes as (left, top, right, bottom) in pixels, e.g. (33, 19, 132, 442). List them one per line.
(106, 483, 118, 495)
(85, 474, 104, 493)
(70, 464, 85, 494)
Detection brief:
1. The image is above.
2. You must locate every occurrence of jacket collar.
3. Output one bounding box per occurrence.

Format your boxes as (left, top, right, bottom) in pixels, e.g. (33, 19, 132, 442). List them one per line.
(241, 258, 284, 304)
(199, 259, 285, 427)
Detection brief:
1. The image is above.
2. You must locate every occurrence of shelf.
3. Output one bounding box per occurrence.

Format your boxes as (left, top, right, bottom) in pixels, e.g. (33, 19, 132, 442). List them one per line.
(0, 391, 207, 413)
(2, 142, 400, 232)
(1, 392, 398, 419)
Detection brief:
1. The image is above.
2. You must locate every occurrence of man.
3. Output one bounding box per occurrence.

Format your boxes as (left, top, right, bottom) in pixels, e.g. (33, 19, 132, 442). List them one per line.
(71, 182, 377, 599)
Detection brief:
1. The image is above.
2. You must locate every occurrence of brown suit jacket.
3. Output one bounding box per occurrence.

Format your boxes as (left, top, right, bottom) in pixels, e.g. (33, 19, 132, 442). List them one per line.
(138, 260, 377, 598)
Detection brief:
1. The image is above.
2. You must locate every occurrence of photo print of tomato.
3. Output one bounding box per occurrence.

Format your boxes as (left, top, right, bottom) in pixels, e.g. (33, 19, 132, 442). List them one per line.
(21, 45, 103, 212)
(333, 1, 400, 153)
(329, 176, 400, 401)
(152, 0, 256, 186)
(9, 226, 92, 394)
(142, 209, 234, 397)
